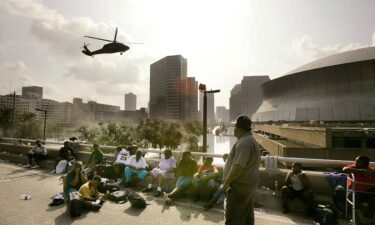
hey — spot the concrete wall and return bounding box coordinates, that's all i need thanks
[254,124,329,148]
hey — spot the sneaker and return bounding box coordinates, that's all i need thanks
[142,187,153,193]
[154,191,162,197]
[163,192,171,204]
[31,165,40,169]
[23,164,32,168]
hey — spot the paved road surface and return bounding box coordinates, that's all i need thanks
[0,162,315,225]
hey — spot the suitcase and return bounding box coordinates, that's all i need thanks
[67,191,82,217]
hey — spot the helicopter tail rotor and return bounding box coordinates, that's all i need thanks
[81,43,93,56]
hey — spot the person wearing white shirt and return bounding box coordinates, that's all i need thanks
[124,150,148,187]
[112,147,130,183]
[24,139,48,169]
[281,162,314,216]
[142,149,177,196]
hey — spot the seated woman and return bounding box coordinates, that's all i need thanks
[163,151,198,204]
[63,161,88,195]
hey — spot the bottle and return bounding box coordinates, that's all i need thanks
[273,181,279,196]
[274,180,279,191]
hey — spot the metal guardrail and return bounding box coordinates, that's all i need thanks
[1,137,374,167]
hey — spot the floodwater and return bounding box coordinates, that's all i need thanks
[198,134,237,164]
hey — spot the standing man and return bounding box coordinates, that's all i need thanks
[223,115,261,225]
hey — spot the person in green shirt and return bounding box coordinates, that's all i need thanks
[163,151,198,204]
[84,144,104,179]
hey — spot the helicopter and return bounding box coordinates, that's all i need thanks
[82,27,140,56]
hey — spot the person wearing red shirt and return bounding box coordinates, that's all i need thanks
[192,157,219,201]
[343,155,375,222]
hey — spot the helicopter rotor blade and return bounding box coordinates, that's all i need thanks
[114,27,118,43]
[124,42,143,44]
[84,36,113,42]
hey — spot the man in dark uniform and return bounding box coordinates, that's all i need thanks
[223,115,261,225]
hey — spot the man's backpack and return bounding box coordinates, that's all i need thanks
[314,204,337,225]
[108,190,129,204]
[67,191,81,217]
[127,192,148,208]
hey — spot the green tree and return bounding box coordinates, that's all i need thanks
[0,107,13,136]
[77,125,101,144]
[15,112,43,139]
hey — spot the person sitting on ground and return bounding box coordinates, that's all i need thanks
[63,161,88,195]
[112,146,130,184]
[343,155,375,222]
[24,139,48,169]
[203,153,229,209]
[78,175,109,211]
[142,149,177,197]
[52,141,76,173]
[84,144,104,179]
[123,150,148,187]
[59,141,76,161]
[163,151,198,204]
[281,162,315,216]
[192,157,219,201]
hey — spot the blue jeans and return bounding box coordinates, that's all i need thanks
[124,167,148,182]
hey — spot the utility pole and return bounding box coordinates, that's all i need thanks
[12,92,16,137]
[199,84,220,152]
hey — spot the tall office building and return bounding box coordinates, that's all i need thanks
[216,106,229,123]
[229,84,241,122]
[22,86,43,99]
[241,76,270,117]
[181,77,198,120]
[149,55,190,120]
[229,76,269,121]
[125,92,137,111]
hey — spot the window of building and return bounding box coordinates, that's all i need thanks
[332,137,362,148]
[367,138,375,148]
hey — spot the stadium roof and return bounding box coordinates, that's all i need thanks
[283,46,375,76]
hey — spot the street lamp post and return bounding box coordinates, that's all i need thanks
[35,108,47,141]
[199,84,220,152]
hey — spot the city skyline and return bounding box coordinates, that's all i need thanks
[1,0,375,109]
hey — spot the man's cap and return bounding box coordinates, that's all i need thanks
[234,115,252,130]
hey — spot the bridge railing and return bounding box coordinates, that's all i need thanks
[1,137,374,169]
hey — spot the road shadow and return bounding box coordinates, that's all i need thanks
[46,204,65,212]
[123,205,146,216]
[54,210,89,225]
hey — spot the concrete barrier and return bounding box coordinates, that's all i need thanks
[0,143,341,213]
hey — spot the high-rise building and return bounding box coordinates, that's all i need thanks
[216,106,229,123]
[181,77,198,120]
[241,76,270,117]
[150,55,193,120]
[229,76,269,122]
[125,92,137,111]
[22,86,43,99]
[229,84,241,122]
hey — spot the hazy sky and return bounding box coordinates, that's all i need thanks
[1,0,375,110]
